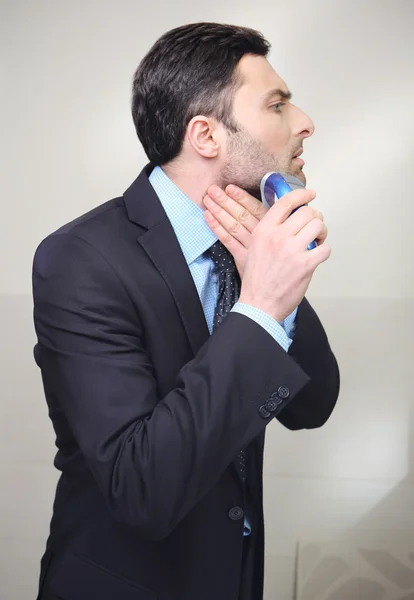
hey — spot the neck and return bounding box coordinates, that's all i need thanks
[162,158,220,209]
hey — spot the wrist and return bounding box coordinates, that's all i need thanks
[238,294,284,324]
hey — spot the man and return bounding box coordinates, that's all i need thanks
[33,22,339,600]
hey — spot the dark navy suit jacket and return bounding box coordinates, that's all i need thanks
[32,166,340,600]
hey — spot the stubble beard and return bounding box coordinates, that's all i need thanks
[219,128,306,200]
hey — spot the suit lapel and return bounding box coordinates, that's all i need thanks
[123,166,210,356]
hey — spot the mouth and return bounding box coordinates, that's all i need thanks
[292,148,304,167]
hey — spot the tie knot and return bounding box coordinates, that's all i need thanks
[206,241,236,274]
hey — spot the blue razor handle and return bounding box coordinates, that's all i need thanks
[260,172,317,250]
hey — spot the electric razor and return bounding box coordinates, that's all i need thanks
[260,172,317,251]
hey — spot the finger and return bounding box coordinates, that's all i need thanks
[282,205,322,236]
[203,194,252,248]
[316,223,328,244]
[207,185,259,233]
[204,210,246,261]
[261,189,316,230]
[225,184,267,222]
[295,218,325,248]
[313,208,324,222]
[306,242,332,267]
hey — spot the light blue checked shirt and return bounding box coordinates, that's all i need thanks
[149,166,298,536]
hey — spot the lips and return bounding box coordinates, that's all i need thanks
[293,157,305,167]
[292,148,305,167]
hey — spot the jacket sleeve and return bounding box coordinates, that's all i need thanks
[277,297,340,430]
[33,232,310,540]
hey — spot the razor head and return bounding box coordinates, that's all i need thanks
[260,172,305,209]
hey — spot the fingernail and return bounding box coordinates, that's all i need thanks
[209,185,220,198]
[226,184,239,197]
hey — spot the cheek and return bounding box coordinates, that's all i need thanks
[259,118,291,155]
[234,103,291,156]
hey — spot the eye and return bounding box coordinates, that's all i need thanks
[271,102,285,113]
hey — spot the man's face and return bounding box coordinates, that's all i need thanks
[220,54,315,196]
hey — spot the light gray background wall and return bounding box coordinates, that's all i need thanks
[1,1,413,599]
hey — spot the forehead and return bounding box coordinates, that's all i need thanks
[235,54,289,98]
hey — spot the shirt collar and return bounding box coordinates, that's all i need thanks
[149,166,218,265]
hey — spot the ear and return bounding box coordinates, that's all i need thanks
[186,115,221,158]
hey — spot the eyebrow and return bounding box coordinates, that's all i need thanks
[263,88,292,104]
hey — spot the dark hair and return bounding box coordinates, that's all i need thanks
[131,22,270,164]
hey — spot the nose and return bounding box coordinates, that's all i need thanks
[291,104,315,139]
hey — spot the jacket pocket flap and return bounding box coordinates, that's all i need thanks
[51,552,157,600]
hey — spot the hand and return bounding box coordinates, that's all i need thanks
[203,185,267,277]
[203,184,328,279]
[238,188,331,322]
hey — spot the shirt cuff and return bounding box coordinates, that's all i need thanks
[231,303,295,352]
[281,307,298,339]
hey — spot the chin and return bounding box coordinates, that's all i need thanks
[297,171,306,185]
[290,167,306,185]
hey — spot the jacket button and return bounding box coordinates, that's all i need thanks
[258,405,271,419]
[277,385,290,399]
[229,506,244,521]
[265,399,279,412]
